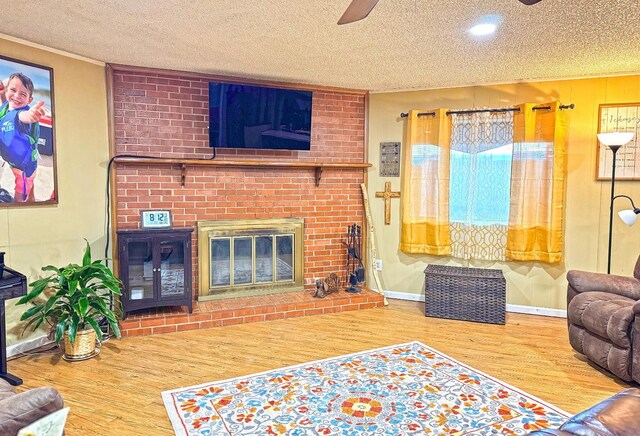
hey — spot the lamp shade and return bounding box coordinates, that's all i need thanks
[598,132,635,147]
[618,209,639,226]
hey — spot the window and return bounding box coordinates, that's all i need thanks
[400,104,566,263]
[449,144,512,226]
[446,112,514,260]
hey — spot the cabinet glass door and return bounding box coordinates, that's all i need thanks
[159,239,186,299]
[126,240,155,301]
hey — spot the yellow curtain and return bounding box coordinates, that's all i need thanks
[506,102,566,263]
[400,109,451,255]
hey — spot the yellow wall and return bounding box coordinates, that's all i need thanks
[2,37,637,347]
[0,38,109,347]
[368,76,640,310]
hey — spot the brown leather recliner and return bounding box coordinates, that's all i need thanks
[0,378,64,436]
[527,388,640,435]
[566,257,640,383]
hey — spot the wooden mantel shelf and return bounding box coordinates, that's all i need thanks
[112,156,372,187]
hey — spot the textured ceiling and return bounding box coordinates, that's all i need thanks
[1,0,639,91]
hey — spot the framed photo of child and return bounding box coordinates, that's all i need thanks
[0,55,57,206]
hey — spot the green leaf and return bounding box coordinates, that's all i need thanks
[19,304,44,321]
[54,288,69,297]
[41,265,60,274]
[103,310,117,323]
[102,281,122,296]
[21,316,44,335]
[16,279,50,305]
[67,280,78,295]
[89,298,108,312]
[54,314,69,343]
[82,239,92,266]
[86,317,103,340]
[108,318,121,339]
[78,296,89,317]
[33,317,45,331]
[37,297,60,322]
[68,313,79,343]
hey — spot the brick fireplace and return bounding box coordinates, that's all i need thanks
[110,65,383,335]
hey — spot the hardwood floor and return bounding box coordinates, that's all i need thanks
[9,299,628,435]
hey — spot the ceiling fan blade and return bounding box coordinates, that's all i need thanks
[517,0,543,4]
[338,0,380,25]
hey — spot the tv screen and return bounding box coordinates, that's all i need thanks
[209,82,312,150]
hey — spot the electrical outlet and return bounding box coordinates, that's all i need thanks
[375,259,383,271]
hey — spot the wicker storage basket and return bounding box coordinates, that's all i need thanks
[424,264,505,325]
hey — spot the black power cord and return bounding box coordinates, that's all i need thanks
[99,147,216,339]
[103,147,217,260]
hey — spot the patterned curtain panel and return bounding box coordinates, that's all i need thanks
[400,109,452,255]
[449,111,514,261]
[506,102,566,263]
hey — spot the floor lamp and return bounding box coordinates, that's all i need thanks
[617,195,640,226]
[598,132,635,274]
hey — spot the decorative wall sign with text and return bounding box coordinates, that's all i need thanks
[597,103,640,180]
[379,142,401,177]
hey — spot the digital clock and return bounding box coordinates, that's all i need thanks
[140,210,172,229]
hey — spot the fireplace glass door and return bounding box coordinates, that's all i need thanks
[233,237,253,285]
[255,236,273,283]
[209,234,294,290]
[276,235,293,281]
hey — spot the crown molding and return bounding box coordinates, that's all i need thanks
[0,33,105,66]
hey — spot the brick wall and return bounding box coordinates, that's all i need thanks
[111,67,367,296]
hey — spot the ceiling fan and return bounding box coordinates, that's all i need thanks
[338,0,543,25]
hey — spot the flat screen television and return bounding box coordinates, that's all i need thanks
[209,82,313,150]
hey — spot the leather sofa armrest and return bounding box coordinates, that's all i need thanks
[567,270,640,300]
[559,388,640,435]
[527,388,640,435]
[0,387,63,436]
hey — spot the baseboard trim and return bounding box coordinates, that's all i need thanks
[7,335,53,359]
[382,290,567,318]
[384,290,424,302]
[505,304,566,318]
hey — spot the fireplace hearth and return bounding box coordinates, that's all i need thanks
[198,218,304,300]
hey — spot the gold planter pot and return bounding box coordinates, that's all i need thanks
[63,329,98,361]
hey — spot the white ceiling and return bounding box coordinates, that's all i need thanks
[2,0,640,92]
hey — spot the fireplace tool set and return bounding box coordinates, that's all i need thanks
[344,224,365,293]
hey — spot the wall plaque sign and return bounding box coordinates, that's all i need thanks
[379,142,401,177]
[596,103,640,180]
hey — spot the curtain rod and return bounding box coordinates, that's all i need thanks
[399,103,575,118]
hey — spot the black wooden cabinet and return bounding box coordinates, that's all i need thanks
[117,228,193,318]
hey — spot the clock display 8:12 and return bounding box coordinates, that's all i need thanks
[141,210,172,229]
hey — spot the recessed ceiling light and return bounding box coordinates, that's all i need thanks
[469,23,497,36]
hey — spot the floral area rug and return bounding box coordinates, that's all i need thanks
[162,341,569,435]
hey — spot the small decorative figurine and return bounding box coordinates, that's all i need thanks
[312,273,341,298]
[313,278,326,298]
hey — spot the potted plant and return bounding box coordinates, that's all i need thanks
[17,240,122,360]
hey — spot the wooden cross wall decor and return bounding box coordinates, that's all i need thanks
[375,182,401,225]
